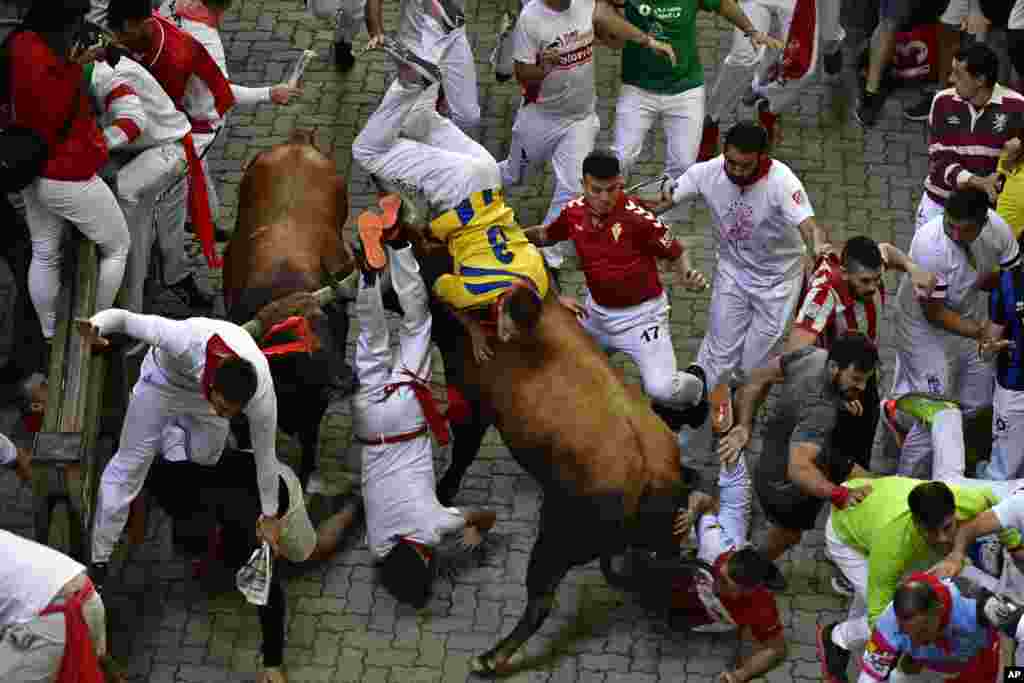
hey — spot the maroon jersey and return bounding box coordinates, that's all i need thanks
[793,253,885,347]
[546,193,684,308]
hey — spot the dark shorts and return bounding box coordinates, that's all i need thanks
[880,0,952,29]
[754,475,826,532]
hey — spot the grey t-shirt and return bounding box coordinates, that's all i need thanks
[755,347,851,503]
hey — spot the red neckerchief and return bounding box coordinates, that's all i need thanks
[40,579,103,683]
[137,12,235,116]
[260,316,317,358]
[905,572,954,653]
[175,0,223,28]
[201,334,239,400]
[380,368,451,446]
[748,157,774,185]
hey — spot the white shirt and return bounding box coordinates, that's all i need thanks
[89,310,281,517]
[362,436,465,558]
[173,15,271,134]
[0,530,84,626]
[892,210,1020,347]
[672,157,814,289]
[398,0,449,61]
[512,0,596,120]
[0,432,15,466]
[91,58,191,152]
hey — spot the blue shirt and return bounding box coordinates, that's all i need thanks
[990,268,1024,390]
[860,580,995,680]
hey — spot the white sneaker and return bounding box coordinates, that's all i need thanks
[831,575,854,597]
[306,470,326,496]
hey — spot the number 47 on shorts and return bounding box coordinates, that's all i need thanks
[640,325,659,343]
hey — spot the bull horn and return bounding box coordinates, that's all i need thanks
[240,269,359,338]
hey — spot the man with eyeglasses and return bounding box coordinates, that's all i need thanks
[887,188,1020,481]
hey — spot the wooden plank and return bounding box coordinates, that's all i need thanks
[61,239,99,433]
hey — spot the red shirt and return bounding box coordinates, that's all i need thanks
[133,13,234,119]
[546,193,684,308]
[793,253,885,347]
[669,551,784,643]
[7,32,108,181]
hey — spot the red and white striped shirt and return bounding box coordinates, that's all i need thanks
[90,58,191,153]
[926,84,1024,205]
[793,254,885,348]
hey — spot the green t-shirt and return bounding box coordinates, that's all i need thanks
[621,0,720,95]
[832,476,1021,626]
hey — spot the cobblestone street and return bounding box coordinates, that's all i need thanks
[0,0,940,680]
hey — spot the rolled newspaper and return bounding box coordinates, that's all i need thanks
[288,49,318,87]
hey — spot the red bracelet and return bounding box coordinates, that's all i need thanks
[830,486,850,508]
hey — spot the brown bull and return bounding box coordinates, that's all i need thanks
[223,129,355,484]
[388,217,690,675]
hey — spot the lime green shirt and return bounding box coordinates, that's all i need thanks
[832,476,1021,627]
[621,0,721,95]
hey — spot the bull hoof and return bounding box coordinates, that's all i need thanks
[470,648,522,677]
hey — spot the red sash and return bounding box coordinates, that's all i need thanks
[779,0,817,82]
[381,369,451,446]
[39,578,103,683]
[181,131,221,268]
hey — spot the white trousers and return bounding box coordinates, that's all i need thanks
[307,0,367,43]
[613,85,705,182]
[499,107,600,268]
[696,268,803,392]
[21,175,130,339]
[706,0,820,122]
[353,80,496,213]
[891,334,993,479]
[613,84,703,224]
[982,384,1024,480]
[106,142,190,313]
[415,27,481,136]
[695,456,753,564]
[92,355,230,563]
[581,292,702,409]
[351,245,434,438]
[916,193,945,231]
[0,575,106,683]
[825,514,870,651]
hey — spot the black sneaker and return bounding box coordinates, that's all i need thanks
[377,35,442,87]
[89,562,109,593]
[904,91,935,122]
[855,90,883,127]
[335,40,355,72]
[168,274,215,311]
[823,49,843,77]
[816,622,851,683]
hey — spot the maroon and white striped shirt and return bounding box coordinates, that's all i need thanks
[925,84,1024,205]
[793,254,884,348]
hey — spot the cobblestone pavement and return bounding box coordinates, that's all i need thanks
[0,1,940,681]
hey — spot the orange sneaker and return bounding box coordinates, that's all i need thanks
[357,210,386,270]
[378,193,401,231]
